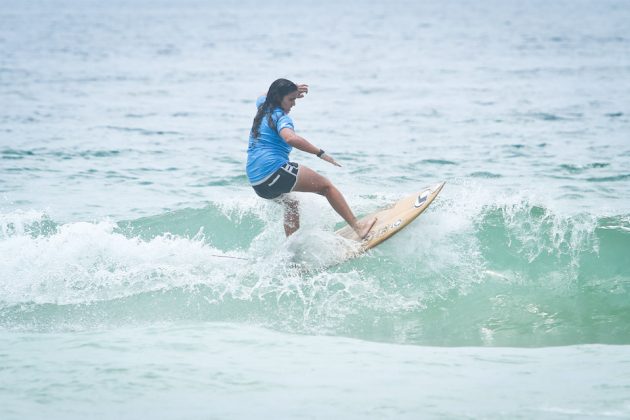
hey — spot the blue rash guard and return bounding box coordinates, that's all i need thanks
[246,95,295,184]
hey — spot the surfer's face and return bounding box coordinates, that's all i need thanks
[281,91,299,113]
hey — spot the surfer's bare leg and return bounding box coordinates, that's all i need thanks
[281,196,300,237]
[292,165,376,238]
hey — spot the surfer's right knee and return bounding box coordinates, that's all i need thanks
[316,178,334,196]
[317,184,330,196]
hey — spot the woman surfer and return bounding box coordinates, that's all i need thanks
[246,78,376,238]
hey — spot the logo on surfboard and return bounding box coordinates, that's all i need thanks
[362,218,403,242]
[414,189,430,208]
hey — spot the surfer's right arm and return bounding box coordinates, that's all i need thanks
[279,128,341,167]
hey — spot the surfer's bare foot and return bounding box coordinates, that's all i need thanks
[354,217,377,239]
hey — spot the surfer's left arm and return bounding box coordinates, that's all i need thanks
[279,128,341,167]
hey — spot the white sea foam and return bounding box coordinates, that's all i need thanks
[0,217,247,305]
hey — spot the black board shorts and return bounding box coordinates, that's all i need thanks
[251,162,299,199]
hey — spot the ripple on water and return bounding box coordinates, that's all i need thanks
[101,126,182,136]
[587,174,630,183]
[470,171,502,178]
[559,162,610,173]
[1,149,35,160]
[421,159,457,165]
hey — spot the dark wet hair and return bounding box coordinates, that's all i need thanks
[250,78,298,139]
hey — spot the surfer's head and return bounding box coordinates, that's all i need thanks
[251,79,298,139]
[266,78,299,113]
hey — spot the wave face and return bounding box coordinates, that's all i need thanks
[2,195,628,347]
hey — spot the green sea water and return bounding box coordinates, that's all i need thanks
[2,202,629,348]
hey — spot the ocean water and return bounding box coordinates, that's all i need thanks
[1,0,630,418]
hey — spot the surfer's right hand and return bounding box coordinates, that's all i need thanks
[296,84,309,98]
[320,153,342,167]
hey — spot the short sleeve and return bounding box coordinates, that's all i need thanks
[255,95,266,108]
[275,113,294,132]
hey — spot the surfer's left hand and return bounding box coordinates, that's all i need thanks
[320,153,342,167]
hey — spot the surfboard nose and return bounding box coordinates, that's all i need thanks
[415,182,445,208]
[432,181,446,192]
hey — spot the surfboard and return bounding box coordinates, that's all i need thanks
[336,181,445,252]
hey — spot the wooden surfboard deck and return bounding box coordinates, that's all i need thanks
[336,181,446,252]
